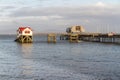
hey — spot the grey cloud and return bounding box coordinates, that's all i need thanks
[10,6,120,17]
[4,5,120,33]
[0,5,16,10]
[0,6,17,17]
[9,6,120,24]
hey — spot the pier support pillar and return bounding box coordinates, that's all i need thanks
[60,34,69,40]
[69,34,79,42]
[15,35,33,43]
[47,33,56,43]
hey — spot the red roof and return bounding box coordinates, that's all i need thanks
[18,27,32,31]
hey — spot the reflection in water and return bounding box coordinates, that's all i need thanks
[21,43,33,58]
[21,60,33,76]
[19,43,34,76]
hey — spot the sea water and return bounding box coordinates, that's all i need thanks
[0,35,120,80]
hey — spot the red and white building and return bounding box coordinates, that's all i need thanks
[17,27,33,38]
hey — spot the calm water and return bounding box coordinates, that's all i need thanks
[0,35,120,80]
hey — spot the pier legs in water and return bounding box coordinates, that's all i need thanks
[60,34,79,43]
[47,33,79,43]
[47,33,56,43]
[69,34,79,43]
[14,33,119,43]
[15,35,33,43]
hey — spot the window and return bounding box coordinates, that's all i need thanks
[76,26,80,31]
[19,31,22,34]
[25,31,30,34]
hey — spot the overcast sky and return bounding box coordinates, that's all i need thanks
[0,0,120,34]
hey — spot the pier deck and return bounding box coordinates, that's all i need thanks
[33,32,120,43]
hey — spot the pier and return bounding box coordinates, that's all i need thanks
[33,32,120,44]
[15,26,120,44]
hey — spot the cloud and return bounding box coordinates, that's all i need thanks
[9,5,120,22]
[0,3,120,33]
[95,2,106,7]
[0,5,18,17]
[0,5,15,9]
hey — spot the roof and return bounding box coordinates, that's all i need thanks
[18,27,32,31]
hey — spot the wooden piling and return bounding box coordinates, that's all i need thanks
[69,34,79,42]
[15,35,33,43]
[60,34,69,40]
[47,33,56,43]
